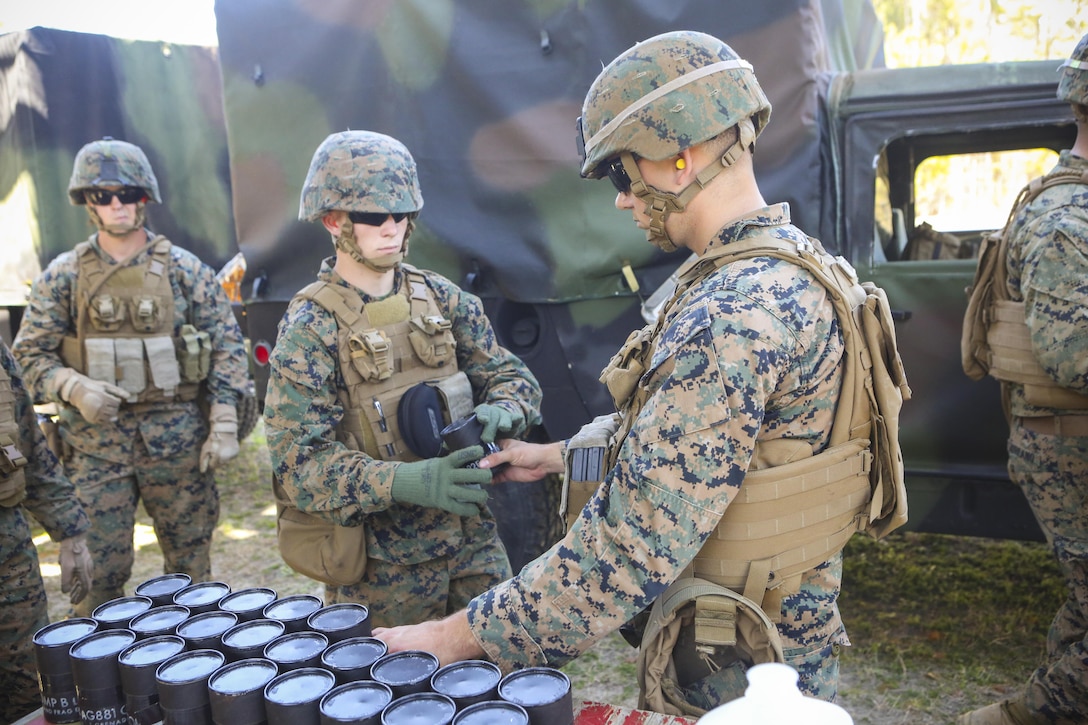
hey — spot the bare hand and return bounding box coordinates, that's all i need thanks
[478,440,564,483]
[373,611,483,666]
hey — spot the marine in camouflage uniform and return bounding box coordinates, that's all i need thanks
[959,34,1088,725]
[376,31,856,706]
[264,131,542,628]
[0,338,92,723]
[12,138,249,617]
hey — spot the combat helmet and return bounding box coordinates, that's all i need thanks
[1057,32,1088,107]
[577,31,771,251]
[299,130,423,222]
[299,130,424,272]
[68,137,161,205]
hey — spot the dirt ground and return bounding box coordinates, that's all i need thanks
[32,422,1063,724]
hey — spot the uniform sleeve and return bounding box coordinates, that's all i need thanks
[263,302,397,524]
[430,275,543,437]
[12,256,78,404]
[1022,211,1088,394]
[175,250,250,407]
[2,342,88,541]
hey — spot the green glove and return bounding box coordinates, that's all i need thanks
[474,403,522,443]
[391,446,492,516]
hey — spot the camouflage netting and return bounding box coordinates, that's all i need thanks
[0,28,237,308]
[215,0,885,438]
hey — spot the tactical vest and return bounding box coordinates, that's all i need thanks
[566,234,910,617]
[59,237,208,404]
[0,360,29,507]
[961,168,1088,412]
[297,266,473,462]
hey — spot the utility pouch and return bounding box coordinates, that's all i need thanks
[348,330,394,382]
[274,479,367,587]
[408,315,455,367]
[176,325,212,383]
[88,294,126,332]
[130,295,164,333]
[600,326,653,409]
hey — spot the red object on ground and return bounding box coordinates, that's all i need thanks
[575,700,700,724]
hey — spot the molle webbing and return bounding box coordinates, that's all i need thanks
[63,237,200,404]
[964,168,1088,411]
[0,362,28,507]
[299,268,461,462]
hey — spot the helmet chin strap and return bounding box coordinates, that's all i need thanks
[335,217,415,273]
[86,202,147,236]
[622,119,755,252]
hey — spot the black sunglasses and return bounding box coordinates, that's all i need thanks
[347,211,409,226]
[604,157,633,194]
[84,187,147,206]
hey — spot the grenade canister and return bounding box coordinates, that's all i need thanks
[32,617,99,723]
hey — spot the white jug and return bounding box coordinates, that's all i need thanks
[696,663,853,724]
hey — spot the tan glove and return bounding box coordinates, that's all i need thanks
[59,535,93,605]
[52,368,129,424]
[199,403,240,473]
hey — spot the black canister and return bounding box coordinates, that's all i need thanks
[118,634,186,725]
[207,657,279,725]
[370,649,439,698]
[32,617,99,724]
[320,636,387,684]
[452,700,530,725]
[172,581,232,615]
[262,594,323,634]
[263,667,337,725]
[128,605,191,639]
[135,573,193,607]
[176,610,239,652]
[439,413,505,472]
[307,603,371,644]
[431,660,502,710]
[156,648,226,725]
[221,619,286,662]
[218,587,278,623]
[92,595,154,630]
[263,630,328,673]
[497,667,573,725]
[380,692,457,725]
[68,628,137,725]
[319,681,393,725]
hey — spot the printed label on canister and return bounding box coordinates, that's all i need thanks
[69,629,137,725]
[33,618,99,723]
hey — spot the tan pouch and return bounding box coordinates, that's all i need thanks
[275,498,368,587]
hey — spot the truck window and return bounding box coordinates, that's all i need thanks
[887,148,1058,262]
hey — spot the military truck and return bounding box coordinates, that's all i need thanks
[2,1,1074,544]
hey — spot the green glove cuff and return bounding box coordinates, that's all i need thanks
[474,403,523,443]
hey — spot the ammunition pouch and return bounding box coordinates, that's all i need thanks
[176,324,212,384]
[273,478,367,586]
[0,369,28,507]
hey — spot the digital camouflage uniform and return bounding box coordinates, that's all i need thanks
[1000,147,1088,723]
[13,236,248,616]
[0,339,90,723]
[265,259,543,627]
[469,204,848,696]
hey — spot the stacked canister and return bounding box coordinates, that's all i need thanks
[32,573,575,725]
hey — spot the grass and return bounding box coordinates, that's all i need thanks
[31,422,1067,723]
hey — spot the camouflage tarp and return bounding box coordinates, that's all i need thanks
[0,27,236,309]
[215,0,884,438]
